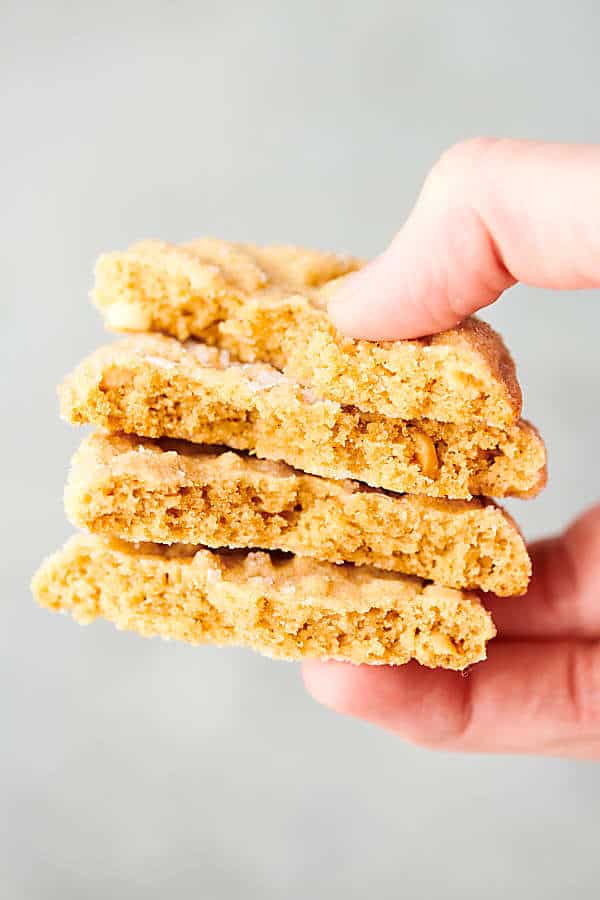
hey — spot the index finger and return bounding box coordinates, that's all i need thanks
[302,639,600,758]
[329,138,600,340]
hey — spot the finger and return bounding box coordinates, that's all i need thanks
[487,502,600,639]
[329,138,600,339]
[302,639,600,758]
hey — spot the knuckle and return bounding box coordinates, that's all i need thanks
[425,137,502,197]
[435,136,500,171]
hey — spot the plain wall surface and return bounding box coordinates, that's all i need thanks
[2,2,599,897]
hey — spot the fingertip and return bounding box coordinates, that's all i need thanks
[326,246,459,341]
[326,294,360,337]
[326,263,386,339]
[301,659,363,713]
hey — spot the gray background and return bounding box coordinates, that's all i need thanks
[2,1,599,897]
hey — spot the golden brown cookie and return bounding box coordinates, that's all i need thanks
[93,238,522,426]
[32,534,496,669]
[59,334,546,500]
[66,432,532,595]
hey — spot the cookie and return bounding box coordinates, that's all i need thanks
[93,239,522,426]
[60,334,546,500]
[32,534,496,669]
[66,433,532,595]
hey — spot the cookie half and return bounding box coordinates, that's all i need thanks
[32,534,496,669]
[93,238,522,426]
[66,432,532,595]
[59,334,546,500]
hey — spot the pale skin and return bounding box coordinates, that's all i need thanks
[303,138,600,760]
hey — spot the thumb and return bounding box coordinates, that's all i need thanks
[328,138,600,339]
[328,139,514,339]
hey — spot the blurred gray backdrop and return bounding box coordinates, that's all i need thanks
[2,1,599,897]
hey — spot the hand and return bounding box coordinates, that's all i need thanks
[303,138,600,759]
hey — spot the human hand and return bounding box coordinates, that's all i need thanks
[303,138,600,759]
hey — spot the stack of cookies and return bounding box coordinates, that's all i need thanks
[32,240,546,670]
